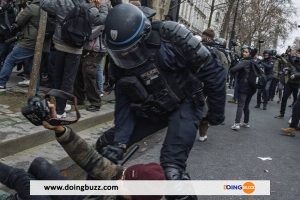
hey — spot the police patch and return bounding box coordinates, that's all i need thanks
[110,30,118,41]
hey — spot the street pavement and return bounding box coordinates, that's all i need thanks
[1,72,299,200]
[126,91,300,200]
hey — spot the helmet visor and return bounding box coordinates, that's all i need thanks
[106,38,150,69]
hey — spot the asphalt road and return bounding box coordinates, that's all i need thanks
[126,92,300,200]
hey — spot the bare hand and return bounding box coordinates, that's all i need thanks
[42,102,65,133]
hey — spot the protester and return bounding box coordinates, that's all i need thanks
[275,50,300,119]
[40,0,109,118]
[230,46,257,130]
[0,0,51,92]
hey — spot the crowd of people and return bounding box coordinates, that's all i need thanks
[0,0,299,200]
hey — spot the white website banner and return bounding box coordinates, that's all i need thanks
[30,180,270,196]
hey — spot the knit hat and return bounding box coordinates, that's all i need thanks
[124,163,165,180]
[202,28,215,39]
[124,163,165,200]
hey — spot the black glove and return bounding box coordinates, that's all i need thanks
[100,143,126,164]
[204,114,225,126]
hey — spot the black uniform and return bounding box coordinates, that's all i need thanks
[96,5,226,198]
[278,56,300,117]
[256,54,274,109]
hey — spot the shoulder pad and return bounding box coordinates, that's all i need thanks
[159,21,191,45]
[159,21,211,71]
[139,6,156,19]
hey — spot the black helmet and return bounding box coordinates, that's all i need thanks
[263,49,272,59]
[103,3,152,69]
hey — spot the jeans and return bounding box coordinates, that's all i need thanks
[0,45,34,86]
[235,89,256,123]
[52,50,81,114]
[96,56,105,94]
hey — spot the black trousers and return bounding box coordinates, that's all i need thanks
[290,90,300,128]
[256,78,272,107]
[99,100,202,171]
[235,89,256,123]
[74,51,104,106]
[280,82,299,116]
[269,78,279,100]
[52,50,81,114]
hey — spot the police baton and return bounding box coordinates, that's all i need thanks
[117,144,139,166]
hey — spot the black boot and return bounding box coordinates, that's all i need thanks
[163,164,197,200]
[95,128,115,154]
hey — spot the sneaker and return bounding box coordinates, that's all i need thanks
[198,135,208,142]
[240,122,250,128]
[65,104,72,112]
[17,79,30,87]
[56,112,66,119]
[100,93,104,97]
[275,114,284,119]
[0,85,6,92]
[288,117,292,124]
[254,105,260,108]
[231,123,240,130]
[281,128,296,137]
[227,99,237,104]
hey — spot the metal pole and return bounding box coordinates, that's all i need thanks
[229,0,240,50]
[27,9,47,98]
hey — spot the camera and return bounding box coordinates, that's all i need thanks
[22,89,80,126]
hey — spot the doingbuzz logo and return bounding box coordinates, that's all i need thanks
[224,182,255,194]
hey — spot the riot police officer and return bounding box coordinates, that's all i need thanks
[96,4,226,199]
[255,49,274,110]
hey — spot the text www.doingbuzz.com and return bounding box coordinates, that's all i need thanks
[44,184,119,192]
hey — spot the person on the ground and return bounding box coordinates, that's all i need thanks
[0,102,165,200]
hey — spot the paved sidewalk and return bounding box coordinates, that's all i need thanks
[0,71,115,158]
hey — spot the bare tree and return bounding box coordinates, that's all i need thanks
[219,0,235,39]
[234,0,297,50]
[293,37,300,50]
[205,0,228,28]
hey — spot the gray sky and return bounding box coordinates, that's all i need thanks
[277,0,300,53]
